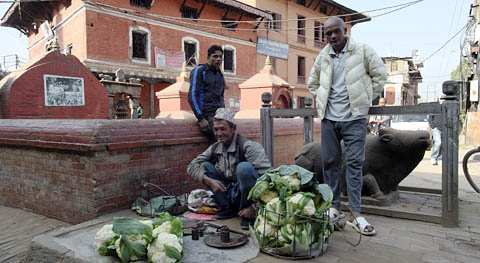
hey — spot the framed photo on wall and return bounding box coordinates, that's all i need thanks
[44,74,85,106]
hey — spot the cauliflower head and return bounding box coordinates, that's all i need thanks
[139,219,154,229]
[283,174,301,191]
[148,233,183,263]
[114,234,147,262]
[288,193,316,216]
[260,189,278,204]
[94,224,117,249]
[255,216,276,236]
[152,221,172,238]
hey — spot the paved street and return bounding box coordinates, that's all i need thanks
[1,148,479,263]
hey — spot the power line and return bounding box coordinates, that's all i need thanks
[85,0,423,31]
[421,23,468,64]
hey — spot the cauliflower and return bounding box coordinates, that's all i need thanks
[260,189,278,204]
[94,224,117,249]
[255,216,275,236]
[139,219,154,229]
[152,221,171,238]
[148,233,183,263]
[283,174,301,191]
[115,234,147,262]
[287,193,316,216]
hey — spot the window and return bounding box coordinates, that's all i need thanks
[297,56,305,83]
[130,26,150,64]
[297,15,305,43]
[314,21,321,47]
[130,0,152,9]
[268,12,282,30]
[222,45,236,74]
[321,23,325,42]
[132,31,147,59]
[297,96,306,109]
[181,6,198,19]
[182,37,199,67]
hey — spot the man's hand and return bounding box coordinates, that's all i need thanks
[203,175,226,193]
[198,119,209,132]
[238,205,255,219]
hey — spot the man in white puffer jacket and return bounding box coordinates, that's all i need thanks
[308,17,387,236]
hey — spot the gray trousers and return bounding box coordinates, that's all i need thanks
[321,118,366,212]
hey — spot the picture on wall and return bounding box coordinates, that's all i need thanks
[44,74,85,106]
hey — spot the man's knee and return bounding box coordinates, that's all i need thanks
[204,162,217,178]
[237,162,254,176]
[236,162,257,186]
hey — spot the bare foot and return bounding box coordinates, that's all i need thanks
[238,205,255,219]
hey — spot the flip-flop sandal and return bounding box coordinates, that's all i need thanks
[346,216,376,236]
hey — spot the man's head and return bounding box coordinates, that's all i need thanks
[379,97,386,107]
[207,45,223,70]
[213,108,236,145]
[324,17,347,52]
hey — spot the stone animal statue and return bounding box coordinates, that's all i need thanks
[295,128,431,200]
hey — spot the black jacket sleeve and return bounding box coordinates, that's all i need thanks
[188,65,206,121]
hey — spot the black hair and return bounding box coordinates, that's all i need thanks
[207,45,223,58]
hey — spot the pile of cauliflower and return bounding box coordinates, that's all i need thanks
[248,165,334,251]
[94,212,183,263]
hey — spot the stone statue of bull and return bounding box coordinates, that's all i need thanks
[295,128,430,201]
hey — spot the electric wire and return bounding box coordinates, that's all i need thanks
[84,0,423,32]
[421,23,469,64]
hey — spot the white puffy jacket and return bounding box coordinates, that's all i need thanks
[308,36,387,120]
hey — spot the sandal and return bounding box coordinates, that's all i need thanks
[346,216,376,236]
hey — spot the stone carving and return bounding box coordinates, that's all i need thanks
[295,128,430,204]
[100,68,143,119]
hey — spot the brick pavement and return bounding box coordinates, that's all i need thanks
[1,149,479,263]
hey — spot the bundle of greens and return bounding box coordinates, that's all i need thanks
[248,165,334,252]
[94,212,183,263]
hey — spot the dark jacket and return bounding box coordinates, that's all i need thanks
[187,63,226,121]
[428,114,442,131]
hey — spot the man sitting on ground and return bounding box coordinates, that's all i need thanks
[187,108,272,229]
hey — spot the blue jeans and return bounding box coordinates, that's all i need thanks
[431,127,442,161]
[321,118,366,213]
[204,162,259,211]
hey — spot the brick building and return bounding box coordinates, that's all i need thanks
[237,0,369,108]
[1,0,271,118]
[1,0,370,116]
[383,52,423,106]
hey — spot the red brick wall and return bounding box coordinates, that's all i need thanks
[0,52,109,119]
[0,118,321,223]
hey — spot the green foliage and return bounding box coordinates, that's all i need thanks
[451,59,471,81]
[112,217,152,236]
[164,244,183,260]
[153,212,183,238]
[251,165,334,252]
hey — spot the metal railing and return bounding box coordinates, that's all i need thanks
[260,81,459,227]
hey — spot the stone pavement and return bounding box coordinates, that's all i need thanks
[1,148,480,263]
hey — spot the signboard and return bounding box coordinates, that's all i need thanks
[44,74,85,106]
[257,37,289,59]
[471,80,478,102]
[155,47,184,70]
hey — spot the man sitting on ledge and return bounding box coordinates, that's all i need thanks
[187,108,272,229]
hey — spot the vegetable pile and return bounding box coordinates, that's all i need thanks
[248,165,334,252]
[94,212,183,263]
